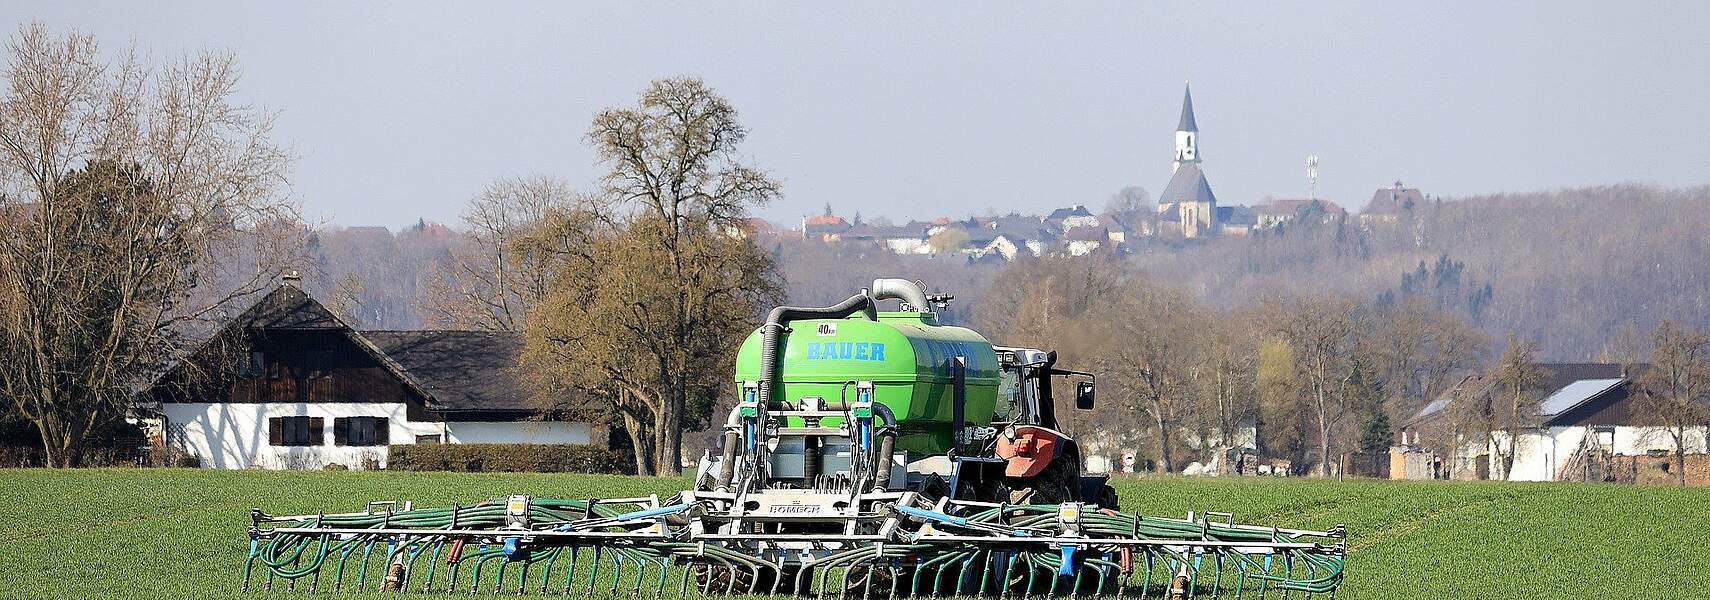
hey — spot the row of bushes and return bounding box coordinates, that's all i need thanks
[388,443,634,475]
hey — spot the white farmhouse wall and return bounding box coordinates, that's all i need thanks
[885,238,928,255]
[445,421,593,445]
[1065,240,1101,256]
[163,403,600,469]
[1062,215,1100,229]
[1486,425,1710,482]
[161,402,441,470]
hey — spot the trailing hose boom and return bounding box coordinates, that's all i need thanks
[245,278,1345,598]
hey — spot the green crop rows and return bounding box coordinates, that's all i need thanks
[0,469,1704,599]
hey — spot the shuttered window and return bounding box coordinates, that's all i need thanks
[268,416,323,446]
[332,416,389,447]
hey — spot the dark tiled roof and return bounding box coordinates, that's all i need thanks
[233,284,344,330]
[200,284,570,415]
[1408,363,1643,426]
[1363,184,1425,215]
[361,330,550,413]
[1046,205,1093,221]
[991,222,1056,243]
[1215,206,1256,226]
[1160,163,1218,204]
[1063,226,1107,241]
[842,224,883,239]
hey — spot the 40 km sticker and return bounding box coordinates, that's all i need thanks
[816,323,837,336]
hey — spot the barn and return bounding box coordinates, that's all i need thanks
[136,279,598,469]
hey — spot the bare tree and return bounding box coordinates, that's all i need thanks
[419,175,572,330]
[1488,334,1544,480]
[1634,321,1710,486]
[1195,319,1258,461]
[1103,186,1151,218]
[523,78,782,475]
[0,25,297,466]
[325,272,366,328]
[1269,296,1358,477]
[1101,279,1202,473]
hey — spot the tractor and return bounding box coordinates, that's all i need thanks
[244,279,1345,598]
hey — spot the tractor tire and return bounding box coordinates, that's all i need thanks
[1093,484,1120,510]
[1007,451,1080,505]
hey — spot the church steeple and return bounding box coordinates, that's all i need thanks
[1173,82,1200,172]
[1177,83,1198,132]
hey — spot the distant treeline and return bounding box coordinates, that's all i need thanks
[309,183,1708,362]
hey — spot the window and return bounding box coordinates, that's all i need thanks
[414,434,442,445]
[239,351,266,379]
[268,416,323,447]
[333,416,390,447]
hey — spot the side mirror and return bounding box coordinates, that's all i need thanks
[1075,381,1095,410]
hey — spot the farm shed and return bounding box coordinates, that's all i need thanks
[1392,363,1710,484]
[136,280,598,469]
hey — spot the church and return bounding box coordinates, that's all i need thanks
[1156,83,1224,238]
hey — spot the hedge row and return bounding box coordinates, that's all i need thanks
[388,443,634,475]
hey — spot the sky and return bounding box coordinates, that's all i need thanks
[4,1,1708,229]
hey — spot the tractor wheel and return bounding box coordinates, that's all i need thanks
[1093,484,1120,510]
[1007,452,1080,505]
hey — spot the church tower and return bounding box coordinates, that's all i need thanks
[1173,83,1199,173]
[1158,81,1219,238]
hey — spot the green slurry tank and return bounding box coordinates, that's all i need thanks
[734,308,998,455]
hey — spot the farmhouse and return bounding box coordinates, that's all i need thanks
[1391,363,1710,483]
[136,278,598,469]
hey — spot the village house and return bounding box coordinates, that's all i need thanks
[135,277,599,470]
[1252,198,1347,230]
[801,213,852,241]
[1045,205,1100,230]
[1391,363,1710,484]
[1360,181,1426,224]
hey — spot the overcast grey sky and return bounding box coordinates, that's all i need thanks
[5,2,1708,229]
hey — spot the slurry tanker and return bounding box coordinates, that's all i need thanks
[245,278,1345,598]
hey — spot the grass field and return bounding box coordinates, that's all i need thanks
[0,469,1704,599]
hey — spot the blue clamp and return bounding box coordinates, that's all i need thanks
[1058,545,1078,577]
[501,536,527,560]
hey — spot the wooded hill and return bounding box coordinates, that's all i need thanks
[303,183,1708,362]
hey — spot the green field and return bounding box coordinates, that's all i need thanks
[0,469,1704,599]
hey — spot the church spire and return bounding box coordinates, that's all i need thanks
[1173,81,1200,171]
[1177,82,1198,132]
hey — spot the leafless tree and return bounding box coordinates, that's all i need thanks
[1634,321,1710,486]
[1100,279,1202,473]
[1268,296,1359,477]
[0,25,298,466]
[1103,186,1151,219]
[1488,334,1544,480]
[419,175,572,330]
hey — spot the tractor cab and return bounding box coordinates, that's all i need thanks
[992,346,1096,431]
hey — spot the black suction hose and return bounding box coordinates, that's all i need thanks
[713,430,740,490]
[759,293,877,409]
[714,293,877,491]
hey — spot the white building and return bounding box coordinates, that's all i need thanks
[139,282,598,469]
[1394,363,1709,482]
